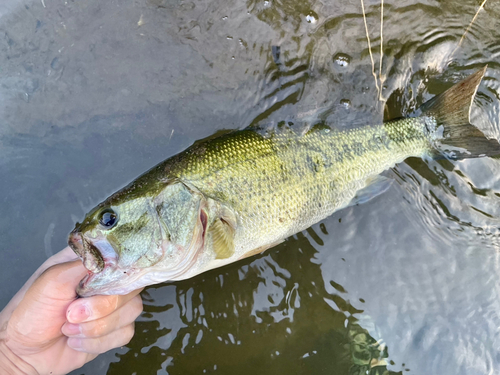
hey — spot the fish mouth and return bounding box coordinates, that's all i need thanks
[68,231,105,274]
[68,233,126,297]
[68,230,168,297]
[75,238,205,297]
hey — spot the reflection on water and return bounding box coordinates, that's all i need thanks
[108,232,399,375]
[1,0,500,374]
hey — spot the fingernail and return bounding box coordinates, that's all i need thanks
[67,338,84,351]
[68,303,91,323]
[63,323,82,336]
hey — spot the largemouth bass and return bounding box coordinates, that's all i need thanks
[69,67,500,296]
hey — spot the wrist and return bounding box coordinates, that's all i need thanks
[0,340,37,375]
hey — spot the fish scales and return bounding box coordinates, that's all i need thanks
[168,118,431,258]
[69,67,500,296]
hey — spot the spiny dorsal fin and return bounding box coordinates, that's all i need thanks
[209,217,235,259]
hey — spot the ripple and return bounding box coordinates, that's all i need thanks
[3,0,500,374]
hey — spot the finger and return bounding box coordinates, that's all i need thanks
[66,287,143,324]
[18,248,81,304]
[41,246,80,272]
[7,261,88,344]
[34,260,87,300]
[1,257,85,325]
[62,294,142,338]
[67,323,135,354]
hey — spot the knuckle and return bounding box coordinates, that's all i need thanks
[92,324,136,353]
[99,295,119,315]
[130,296,144,318]
[80,317,112,338]
[90,319,109,337]
[77,337,107,354]
[95,336,109,353]
[37,267,61,290]
[123,323,135,344]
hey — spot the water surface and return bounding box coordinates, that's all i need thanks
[1,0,500,374]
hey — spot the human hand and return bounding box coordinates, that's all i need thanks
[0,247,143,375]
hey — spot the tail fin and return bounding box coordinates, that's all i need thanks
[417,66,500,159]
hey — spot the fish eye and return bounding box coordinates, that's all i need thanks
[99,208,118,229]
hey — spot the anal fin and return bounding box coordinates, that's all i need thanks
[348,175,392,207]
[238,240,284,260]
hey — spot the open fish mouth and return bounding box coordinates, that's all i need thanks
[68,231,156,296]
[68,231,128,296]
[69,236,136,296]
[70,235,206,297]
[68,231,106,273]
[68,231,170,296]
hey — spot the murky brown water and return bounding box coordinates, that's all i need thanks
[2,0,500,374]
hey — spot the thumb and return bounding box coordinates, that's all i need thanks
[28,260,88,302]
[7,261,87,349]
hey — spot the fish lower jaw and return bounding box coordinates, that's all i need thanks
[76,265,137,297]
[76,272,100,297]
[76,241,203,296]
[76,263,190,296]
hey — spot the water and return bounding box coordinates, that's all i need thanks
[1,0,500,374]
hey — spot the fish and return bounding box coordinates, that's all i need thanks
[68,67,500,297]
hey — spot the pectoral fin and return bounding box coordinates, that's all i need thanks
[210,217,235,259]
